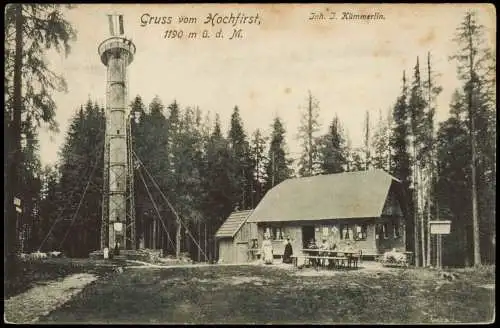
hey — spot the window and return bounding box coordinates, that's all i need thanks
[353,224,368,240]
[393,222,400,238]
[264,226,284,241]
[340,224,352,240]
[273,227,284,240]
[383,223,389,239]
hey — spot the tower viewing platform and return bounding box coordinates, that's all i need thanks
[98,36,136,66]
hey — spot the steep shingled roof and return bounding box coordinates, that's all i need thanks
[246,169,401,223]
[215,210,253,238]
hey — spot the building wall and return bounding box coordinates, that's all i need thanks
[218,222,258,264]
[257,220,379,256]
[374,215,406,252]
[377,188,407,252]
[256,217,407,257]
[218,238,233,263]
[235,222,257,243]
[312,219,377,254]
[256,224,302,256]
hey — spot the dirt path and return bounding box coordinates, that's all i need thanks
[4,273,98,324]
[125,260,263,269]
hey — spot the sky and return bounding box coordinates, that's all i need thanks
[37,3,496,167]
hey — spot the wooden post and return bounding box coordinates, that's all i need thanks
[204,223,207,262]
[427,219,431,267]
[150,221,153,249]
[152,219,157,250]
[176,218,181,259]
[159,223,163,255]
[198,221,201,262]
[437,234,442,269]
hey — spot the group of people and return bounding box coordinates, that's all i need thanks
[259,234,294,265]
[305,238,337,266]
[256,235,355,266]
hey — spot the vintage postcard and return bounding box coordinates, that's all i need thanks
[4,3,495,324]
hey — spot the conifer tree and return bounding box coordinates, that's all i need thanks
[250,129,268,207]
[228,106,254,209]
[363,110,371,170]
[317,115,347,174]
[56,100,105,256]
[408,57,428,267]
[4,3,76,281]
[202,115,239,260]
[389,70,415,264]
[449,11,496,266]
[38,165,60,251]
[371,108,392,171]
[297,91,321,177]
[264,117,294,193]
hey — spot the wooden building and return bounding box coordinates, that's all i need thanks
[215,170,410,263]
[215,210,256,263]
[248,169,411,260]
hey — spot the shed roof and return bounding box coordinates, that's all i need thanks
[247,169,401,223]
[215,210,253,238]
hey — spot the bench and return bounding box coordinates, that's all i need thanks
[291,255,359,270]
[247,249,285,261]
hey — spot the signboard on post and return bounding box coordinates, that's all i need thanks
[429,220,451,269]
[429,221,451,235]
[114,222,123,233]
[13,197,21,206]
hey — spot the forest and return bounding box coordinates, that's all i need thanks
[5,5,495,276]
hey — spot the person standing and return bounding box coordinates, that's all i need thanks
[114,240,120,256]
[319,238,330,267]
[282,237,293,264]
[262,234,274,265]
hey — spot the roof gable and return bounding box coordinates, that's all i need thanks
[215,210,253,238]
[381,185,404,216]
[247,169,400,223]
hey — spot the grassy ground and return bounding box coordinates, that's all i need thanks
[38,264,495,324]
[4,258,133,299]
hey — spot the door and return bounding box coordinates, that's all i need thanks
[302,226,315,248]
[219,239,231,263]
[236,242,248,263]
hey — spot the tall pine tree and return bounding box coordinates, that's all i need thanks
[264,117,293,193]
[4,3,76,282]
[297,91,321,177]
[228,106,254,210]
[56,100,105,257]
[317,115,347,174]
[449,11,496,266]
[202,115,239,260]
[371,108,392,171]
[408,57,428,267]
[389,71,415,263]
[250,129,268,207]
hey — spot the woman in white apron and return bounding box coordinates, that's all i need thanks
[261,234,274,265]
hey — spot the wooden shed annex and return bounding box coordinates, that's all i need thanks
[215,210,257,264]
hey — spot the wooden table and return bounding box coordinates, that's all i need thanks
[294,249,361,269]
